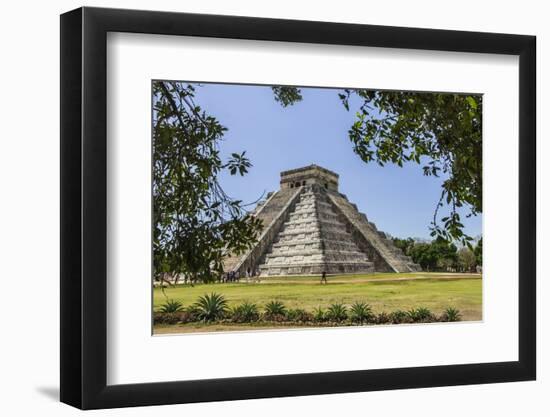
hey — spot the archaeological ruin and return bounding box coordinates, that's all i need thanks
[223,164,421,277]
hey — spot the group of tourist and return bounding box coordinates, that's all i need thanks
[222,267,259,283]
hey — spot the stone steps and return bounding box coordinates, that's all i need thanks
[271,238,360,251]
[288,210,339,219]
[292,201,332,210]
[257,185,374,276]
[266,248,370,260]
[275,227,350,237]
[223,188,300,273]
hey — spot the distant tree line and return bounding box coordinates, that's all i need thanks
[393,237,482,272]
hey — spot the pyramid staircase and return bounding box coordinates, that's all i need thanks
[258,186,374,276]
[222,187,302,275]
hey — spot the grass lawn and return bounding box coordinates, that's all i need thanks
[153,272,482,333]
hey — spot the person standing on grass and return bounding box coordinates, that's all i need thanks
[321,270,327,284]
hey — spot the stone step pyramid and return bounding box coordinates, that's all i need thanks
[224,165,421,277]
[259,186,374,276]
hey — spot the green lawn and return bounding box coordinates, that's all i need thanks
[153,272,482,333]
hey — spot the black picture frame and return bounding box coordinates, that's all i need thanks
[60,6,536,410]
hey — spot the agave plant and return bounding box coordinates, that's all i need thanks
[184,305,201,322]
[313,307,327,323]
[286,308,312,323]
[326,303,348,322]
[231,302,260,323]
[264,300,287,318]
[442,307,461,322]
[389,310,410,324]
[408,307,434,323]
[376,312,391,324]
[158,299,184,313]
[349,301,374,324]
[194,293,228,322]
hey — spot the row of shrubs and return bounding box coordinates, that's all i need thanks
[154,293,462,326]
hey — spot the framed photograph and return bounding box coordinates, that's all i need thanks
[60,6,536,409]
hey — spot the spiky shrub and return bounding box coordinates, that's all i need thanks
[231,302,260,323]
[326,303,348,323]
[389,310,411,324]
[407,307,435,323]
[193,293,228,322]
[285,309,298,322]
[313,307,327,323]
[181,305,201,322]
[376,312,391,324]
[441,307,461,322]
[158,299,184,313]
[286,309,313,323]
[349,302,374,324]
[264,301,287,321]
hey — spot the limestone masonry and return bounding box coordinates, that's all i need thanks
[223,165,421,276]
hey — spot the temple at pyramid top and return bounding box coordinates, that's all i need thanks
[280,164,339,192]
[223,165,421,277]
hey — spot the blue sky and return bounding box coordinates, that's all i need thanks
[187,82,481,240]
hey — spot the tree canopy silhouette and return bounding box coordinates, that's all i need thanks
[274,86,482,245]
[153,81,262,283]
